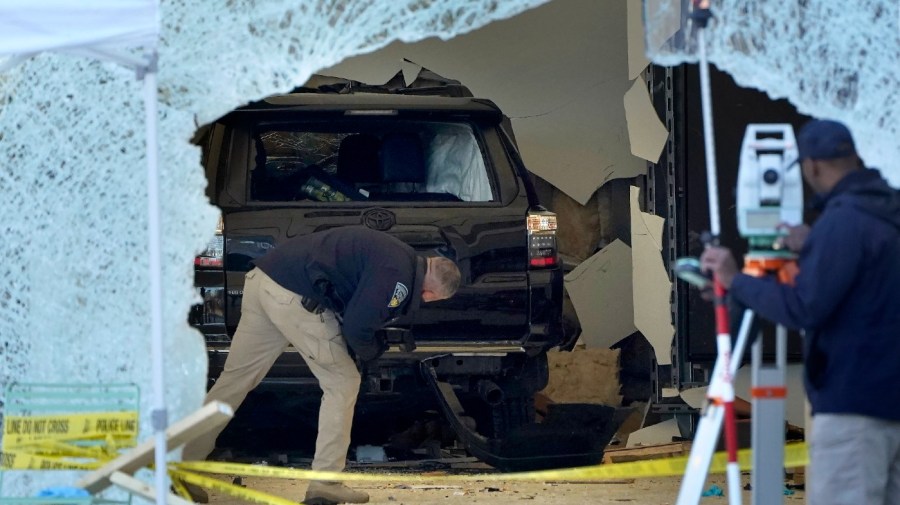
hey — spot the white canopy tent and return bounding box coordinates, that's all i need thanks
[0,2,170,504]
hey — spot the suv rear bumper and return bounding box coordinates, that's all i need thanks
[207,343,531,387]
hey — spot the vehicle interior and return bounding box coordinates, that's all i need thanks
[249,121,495,203]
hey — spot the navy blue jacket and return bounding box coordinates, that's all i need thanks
[731,169,900,420]
[253,226,424,361]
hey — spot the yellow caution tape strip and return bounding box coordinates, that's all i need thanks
[1,440,134,470]
[1,412,138,470]
[13,434,132,456]
[0,451,102,470]
[2,412,138,447]
[170,472,193,499]
[168,443,809,505]
[170,468,300,505]
[171,442,808,484]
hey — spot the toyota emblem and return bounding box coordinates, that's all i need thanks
[361,208,396,231]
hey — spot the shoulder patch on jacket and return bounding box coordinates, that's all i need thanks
[388,282,409,308]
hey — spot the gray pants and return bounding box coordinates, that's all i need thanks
[182,268,361,472]
[808,413,900,505]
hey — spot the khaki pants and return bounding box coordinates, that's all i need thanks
[183,268,361,472]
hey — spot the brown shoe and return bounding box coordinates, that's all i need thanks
[303,481,369,505]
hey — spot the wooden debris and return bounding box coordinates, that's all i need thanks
[602,441,692,464]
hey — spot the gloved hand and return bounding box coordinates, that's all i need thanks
[354,339,388,375]
[355,338,389,363]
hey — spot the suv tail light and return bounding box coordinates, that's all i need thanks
[195,215,224,269]
[527,210,558,268]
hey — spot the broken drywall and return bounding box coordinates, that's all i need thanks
[624,79,669,163]
[626,0,651,80]
[630,186,675,365]
[563,189,676,368]
[626,417,680,448]
[564,240,638,350]
[624,0,669,164]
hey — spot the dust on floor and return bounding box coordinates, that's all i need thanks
[202,472,805,504]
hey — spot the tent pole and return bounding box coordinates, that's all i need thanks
[141,51,168,505]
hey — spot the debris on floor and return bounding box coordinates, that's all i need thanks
[355,445,388,463]
[602,441,692,464]
[702,484,724,497]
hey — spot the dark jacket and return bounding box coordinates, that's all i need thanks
[730,169,900,420]
[253,226,425,361]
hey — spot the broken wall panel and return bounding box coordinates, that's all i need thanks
[560,183,675,368]
[626,0,651,80]
[630,186,675,366]
[626,417,680,448]
[624,79,669,163]
[564,239,638,350]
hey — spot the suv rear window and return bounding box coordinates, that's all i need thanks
[249,121,494,203]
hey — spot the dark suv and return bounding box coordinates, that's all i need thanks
[190,72,581,469]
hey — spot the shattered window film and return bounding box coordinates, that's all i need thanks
[644,0,900,186]
[0,0,549,496]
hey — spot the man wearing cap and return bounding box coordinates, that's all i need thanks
[701,119,900,504]
[181,226,461,505]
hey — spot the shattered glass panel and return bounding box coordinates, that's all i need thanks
[0,0,549,496]
[259,130,344,174]
[644,0,900,186]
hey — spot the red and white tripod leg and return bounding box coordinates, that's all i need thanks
[712,279,742,505]
[717,334,742,505]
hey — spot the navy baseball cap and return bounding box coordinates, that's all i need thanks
[797,119,857,160]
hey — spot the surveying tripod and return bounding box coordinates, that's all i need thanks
[675,254,797,505]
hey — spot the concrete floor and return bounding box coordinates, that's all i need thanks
[199,473,806,504]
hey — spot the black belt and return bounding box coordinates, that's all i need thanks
[300,296,325,315]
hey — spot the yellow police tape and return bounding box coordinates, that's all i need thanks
[0,409,807,502]
[1,412,138,470]
[0,451,102,471]
[2,412,138,446]
[170,442,808,486]
[170,468,302,505]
